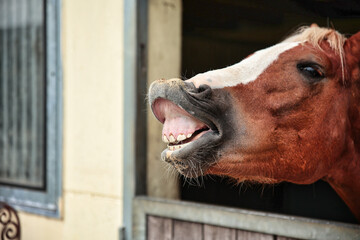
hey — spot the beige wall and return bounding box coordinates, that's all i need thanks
[147,0,182,199]
[19,0,124,239]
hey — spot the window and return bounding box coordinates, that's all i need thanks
[0,0,61,217]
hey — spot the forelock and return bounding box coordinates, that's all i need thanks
[283,26,347,82]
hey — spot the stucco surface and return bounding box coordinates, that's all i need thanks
[19,0,124,239]
[147,0,181,199]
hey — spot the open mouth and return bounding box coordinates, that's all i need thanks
[165,127,210,151]
[152,98,214,153]
[148,79,230,177]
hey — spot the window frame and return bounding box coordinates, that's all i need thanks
[0,0,62,218]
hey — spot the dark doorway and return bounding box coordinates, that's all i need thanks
[180,0,360,224]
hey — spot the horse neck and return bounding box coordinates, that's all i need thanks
[325,134,360,221]
[327,32,360,221]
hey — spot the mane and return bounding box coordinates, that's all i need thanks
[283,25,347,82]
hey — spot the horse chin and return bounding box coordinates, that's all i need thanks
[160,130,222,177]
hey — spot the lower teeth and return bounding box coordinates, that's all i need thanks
[167,142,190,151]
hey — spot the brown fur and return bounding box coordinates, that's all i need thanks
[149,26,360,221]
[205,29,360,220]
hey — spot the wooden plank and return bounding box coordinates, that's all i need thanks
[204,224,236,240]
[276,236,298,240]
[173,220,203,240]
[134,198,360,240]
[147,216,172,240]
[237,229,274,240]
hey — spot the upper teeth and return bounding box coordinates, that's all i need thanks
[169,135,176,143]
[162,133,193,144]
[163,135,169,143]
[163,132,195,152]
[177,134,186,142]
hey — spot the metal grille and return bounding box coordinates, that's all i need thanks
[0,0,45,189]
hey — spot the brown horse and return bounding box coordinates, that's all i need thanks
[148,25,360,220]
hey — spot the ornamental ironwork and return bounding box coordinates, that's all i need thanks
[0,202,20,240]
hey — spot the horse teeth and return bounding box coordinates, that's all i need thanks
[169,135,176,143]
[165,133,192,145]
[177,134,186,142]
[162,135,169,143]
[167,142,191,151]
[166,151,172,158]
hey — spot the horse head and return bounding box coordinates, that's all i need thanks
[148,25,360,220]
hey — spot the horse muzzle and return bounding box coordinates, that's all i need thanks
[148,78,232,177]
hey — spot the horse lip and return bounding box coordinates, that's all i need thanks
[149,80,221,134]
[161,130,221,176]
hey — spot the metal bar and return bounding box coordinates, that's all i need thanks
[25,0,33,185]
[123,0,137,239]
[0,0,9,178]
[44,0,63,212]
[35,0,45,187]
[135,0,148,196]
[19,0,29,183]
[133,197,360,240]
[29,0,38,185]
[9,0,19,179]
[0,4,2,176]
[14,0,22,182]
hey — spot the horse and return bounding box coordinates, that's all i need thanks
[148,25,360,221]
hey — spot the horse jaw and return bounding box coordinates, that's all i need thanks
[325,143,360,221]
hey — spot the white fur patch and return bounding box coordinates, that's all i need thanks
[187,42,301,89]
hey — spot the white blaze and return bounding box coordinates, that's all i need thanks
[187,42,302,89]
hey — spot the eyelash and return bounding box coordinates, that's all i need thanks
[297,62,325,81]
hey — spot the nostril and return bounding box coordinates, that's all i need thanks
[184,82,212,99]
[194,84,212,99]
[198,84,210,93]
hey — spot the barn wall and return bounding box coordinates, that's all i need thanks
[18,0,124,239]
[146,0,182,199]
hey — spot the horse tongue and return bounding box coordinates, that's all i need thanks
[152,99,204,141]
[152,98,207,141]
[162,115,205,141]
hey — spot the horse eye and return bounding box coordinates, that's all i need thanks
[297,63,325,81]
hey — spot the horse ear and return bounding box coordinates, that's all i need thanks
[344,31,360,82]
